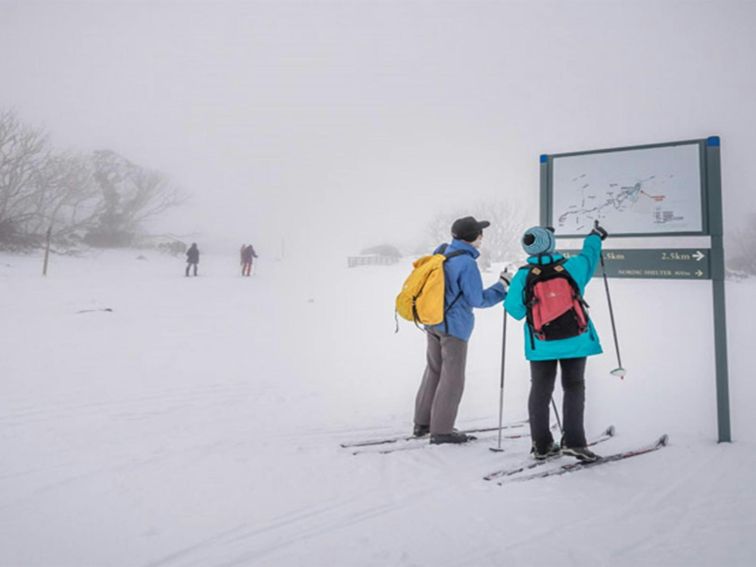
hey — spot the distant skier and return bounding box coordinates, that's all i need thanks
[240,244,258,277]
[185,242,200,277]
[504,223,607,462]
[412,216,510,444]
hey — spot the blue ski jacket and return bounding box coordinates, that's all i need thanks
[427,239,507,342]
[504,233,604,361]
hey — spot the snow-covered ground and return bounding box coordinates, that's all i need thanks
[2,249,755,567]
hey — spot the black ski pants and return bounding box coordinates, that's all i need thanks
[528,357,587,452]
[186,262,198,277]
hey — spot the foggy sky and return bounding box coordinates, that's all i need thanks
[1,0,755,258]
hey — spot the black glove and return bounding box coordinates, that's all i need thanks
[590,221,608,241]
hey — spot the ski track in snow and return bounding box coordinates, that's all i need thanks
[2,251,756,566]
[146,491,433,567]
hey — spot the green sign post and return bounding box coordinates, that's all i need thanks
[559,248,711,279]
[540,136,731,442]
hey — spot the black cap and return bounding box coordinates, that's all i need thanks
[451,216,490,242]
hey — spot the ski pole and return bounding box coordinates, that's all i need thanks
[597,236,627,378]
[550,397,563,435]
[490,308,508,453]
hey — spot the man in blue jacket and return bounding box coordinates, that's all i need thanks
[414,216,510,444]
[504,224,607,462]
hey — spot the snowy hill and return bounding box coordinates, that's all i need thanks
[1,250,755,567]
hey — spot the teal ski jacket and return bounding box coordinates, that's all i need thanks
[504,233,604,361]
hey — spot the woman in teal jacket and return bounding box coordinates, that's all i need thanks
[504,224,607,462]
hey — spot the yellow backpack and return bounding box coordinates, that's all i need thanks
[396,245,465,327]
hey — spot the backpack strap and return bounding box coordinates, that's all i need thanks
[522,265,542,349]
[442,291,463,334]
[440,248,466,333]
[444,250,466,260]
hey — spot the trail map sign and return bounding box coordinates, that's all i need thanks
[551,143,704,236]
[539,137,731,442]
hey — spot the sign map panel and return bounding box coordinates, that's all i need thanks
[551,143,704,236]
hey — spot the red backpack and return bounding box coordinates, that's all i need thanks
[523,259,589,346]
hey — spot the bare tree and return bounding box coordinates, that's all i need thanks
[727,213,756,275]
[29,152,103,243]
[475,200,532,262]
[0,109,51,246]
[425,200,533,263]
[0,109,188,250]
[85,150,186,247]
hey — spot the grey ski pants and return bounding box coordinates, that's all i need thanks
[414,329,468,435]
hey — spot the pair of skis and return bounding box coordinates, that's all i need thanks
[483,425,616,481]
[484,431,670,483]
[341,420,529,455]
[341,422,669,481]
[339,419,528,448]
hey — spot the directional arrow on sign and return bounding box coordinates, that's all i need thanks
[563,248,712,279]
